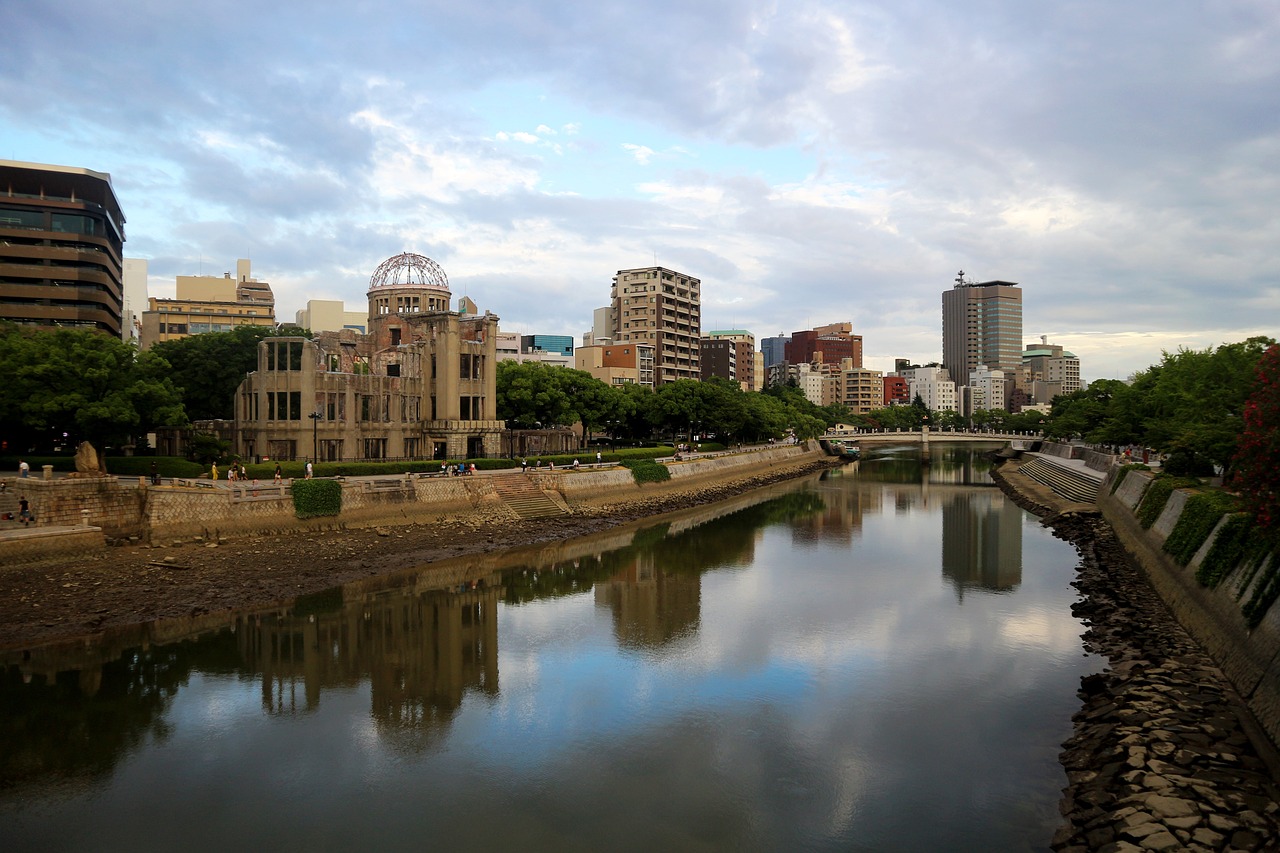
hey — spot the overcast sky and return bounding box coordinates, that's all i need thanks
[3,0,1276,380]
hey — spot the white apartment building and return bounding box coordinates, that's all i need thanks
[904,366,957,412]
[967,365,1006,413]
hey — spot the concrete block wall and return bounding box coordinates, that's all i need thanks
[1100,467,1280,748]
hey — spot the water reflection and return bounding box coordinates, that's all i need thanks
[1,446,1094,852]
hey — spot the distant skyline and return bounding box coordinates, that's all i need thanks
[3,1,1276,382]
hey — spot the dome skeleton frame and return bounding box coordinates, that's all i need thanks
[368,252,450,291]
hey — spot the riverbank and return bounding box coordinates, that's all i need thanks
[993,457,1280,851]
[0,456,838,651]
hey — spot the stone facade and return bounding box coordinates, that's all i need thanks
[233,254,505,464]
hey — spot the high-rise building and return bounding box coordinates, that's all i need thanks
[609,266,700,384]
[942,271,1022,408]
[760,334,790,368]
[1022,337,1081,405]
[701,329,755,390]
[785,321,863,367]
[0,159,127,336]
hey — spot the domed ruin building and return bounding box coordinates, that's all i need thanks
[233,253,504,463]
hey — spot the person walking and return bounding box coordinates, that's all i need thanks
[273,463,283,484]
[18,495,32,525]
[211,462,219,481]
[305,460,314,479]
[18,459,29,478]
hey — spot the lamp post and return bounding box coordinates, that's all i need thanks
[308,411,320,463]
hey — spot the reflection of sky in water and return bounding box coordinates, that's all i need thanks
[1,472,1098,853]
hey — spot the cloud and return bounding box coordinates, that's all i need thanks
[0,0,1274,380]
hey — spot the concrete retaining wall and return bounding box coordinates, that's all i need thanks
[1100,468,1280,747]
[6,477,147,538]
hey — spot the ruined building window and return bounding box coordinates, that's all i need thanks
[387,363,400,377]
[390,328,401,346]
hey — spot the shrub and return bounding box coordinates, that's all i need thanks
[1163,490,1240,565]
[622,459,671,484]
[1135,476,1200,529]
[1196,513,1256,588]
[291,479,342,518]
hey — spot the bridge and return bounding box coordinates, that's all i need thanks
[822,427,1042,445]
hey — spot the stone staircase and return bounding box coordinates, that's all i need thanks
[0,481,28,528]
[489,472,570,519]
[1019,456,1102,504]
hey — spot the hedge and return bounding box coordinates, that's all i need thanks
[621,459,671,484]
[291,479,342,518]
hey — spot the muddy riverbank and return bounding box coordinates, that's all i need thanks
[0,458,837,651]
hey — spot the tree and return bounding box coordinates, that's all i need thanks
[496,360,576,428]
[0,324,187,454]
[1232,344,1280,531]
[151,325,310,421]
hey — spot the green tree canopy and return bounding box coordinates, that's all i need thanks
[496,360,577,428]
[0,324,187,453]
[150,325,310,421]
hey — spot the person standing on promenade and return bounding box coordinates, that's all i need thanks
[305,460,313,479]
[19,459,29,478]
[18,494,32,525]
[211,462,218,481]
[274,463,283,483]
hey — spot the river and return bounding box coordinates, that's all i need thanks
[0,444,1099,852]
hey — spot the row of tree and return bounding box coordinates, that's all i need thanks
[2,323,1275,516]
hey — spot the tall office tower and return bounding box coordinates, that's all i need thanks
[942,271,1022,402]
[760,334,790,368]
[0,160,127,336]
[610,266,701,385]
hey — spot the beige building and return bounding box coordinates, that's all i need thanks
[609,266,701,384]
[834,363,884,415]
[576,341,656,386]
[140,258,275,349]
[233,253,504,462]
[1022,337,1081,405]
[295,299,367,333]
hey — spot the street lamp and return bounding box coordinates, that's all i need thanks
[308,410,320,463]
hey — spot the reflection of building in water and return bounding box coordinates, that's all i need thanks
[594,553,701,648]
[238,582,500,740]
[797,480,882,544]
[941,491,1023,596]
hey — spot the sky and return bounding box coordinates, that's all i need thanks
[2,0,1276,381]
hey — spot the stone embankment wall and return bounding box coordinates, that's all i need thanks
[7,444,819,547]
[1100,467,1280,746]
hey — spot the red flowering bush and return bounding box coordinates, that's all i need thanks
[1232,344,1280,532]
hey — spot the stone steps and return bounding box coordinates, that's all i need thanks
[1020,456,1101,503]
[489,473,569,519]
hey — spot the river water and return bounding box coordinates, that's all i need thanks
[1,445,1100,852]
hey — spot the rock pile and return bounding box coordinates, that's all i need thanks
[1050,513,1280,851]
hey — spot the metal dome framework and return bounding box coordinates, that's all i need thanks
[368,252,450,291]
